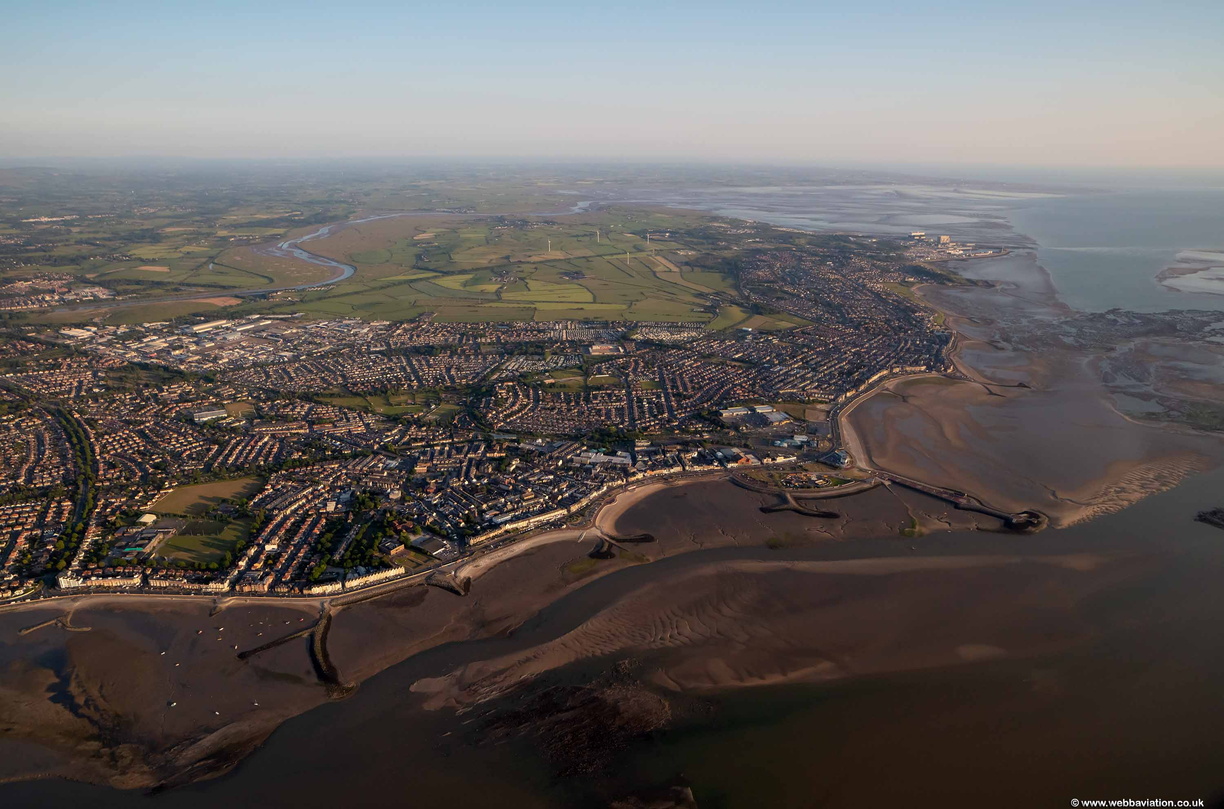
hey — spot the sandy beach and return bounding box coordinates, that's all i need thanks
[410,552,1120,708]
[9,454,1224,807]
[6,314,1220,791]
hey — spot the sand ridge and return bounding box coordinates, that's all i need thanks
[410,552,1121,709]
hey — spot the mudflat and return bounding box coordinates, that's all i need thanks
[843,250,1221,525]
[0,476,991,790]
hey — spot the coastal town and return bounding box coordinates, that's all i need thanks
[0,227,965,602]
[6,4,1224,800]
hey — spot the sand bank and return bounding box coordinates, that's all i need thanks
[410,551,1123,710]
[1157,249,1224,296]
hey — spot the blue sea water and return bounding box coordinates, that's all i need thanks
[1008,186,1224,313]
[644,173,1224,314]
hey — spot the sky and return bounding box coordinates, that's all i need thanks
[3,0,1222,168]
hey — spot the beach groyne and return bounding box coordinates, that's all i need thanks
[602,531,655,543]
[236,624,315,660]
[759,493,840,519]
[311,611,354,698]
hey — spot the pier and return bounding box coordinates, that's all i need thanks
[875,471,1047,532]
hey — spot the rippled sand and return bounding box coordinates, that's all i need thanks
[411,554,1115,709]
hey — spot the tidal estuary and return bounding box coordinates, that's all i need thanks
[4,183,1224,808]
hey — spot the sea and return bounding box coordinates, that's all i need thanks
[1008,186,1224,313]
[636,171,1224,314]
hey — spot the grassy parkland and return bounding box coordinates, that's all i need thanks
[149,477,263,516]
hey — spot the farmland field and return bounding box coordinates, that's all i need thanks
[4,171,636,327]
[270,211,729,325]
[14,192,796,334]
[682,270,737,293]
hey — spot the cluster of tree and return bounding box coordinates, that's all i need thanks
[43,407,96,574]
[338,515,393,571]
[351,491,379,512]
[306,518,344,581]
[584,425,644,447]
[106,554,237,572]
[0,484,55,507]
[903,263,962,284]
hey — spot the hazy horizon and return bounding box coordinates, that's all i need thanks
[5,0,1222,168]
[4,156,1223,193]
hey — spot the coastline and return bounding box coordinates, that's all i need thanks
[0,468,731,614]
[838,248,1221,526]
[8,456,1224,805]
[0,463,1001,791]
[6,212,1224,801]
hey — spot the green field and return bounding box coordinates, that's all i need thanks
[8,185,812,334]
[319,390,427,415]
[682,270,737,293]
[741,312,812,331]
[425,403,462,422]
[883,281,919,301]
[264,212,727,325]
[150,477,263,516]
[4,171,620,320]
[586,373,623,389]
[3,203,345,313]
[709,304,753,330]
[224,401,256,417]
[156,519,251,565]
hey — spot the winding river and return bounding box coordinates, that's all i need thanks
[251,202,596,293]
[56,202,598,313]
[241,213,413,293]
